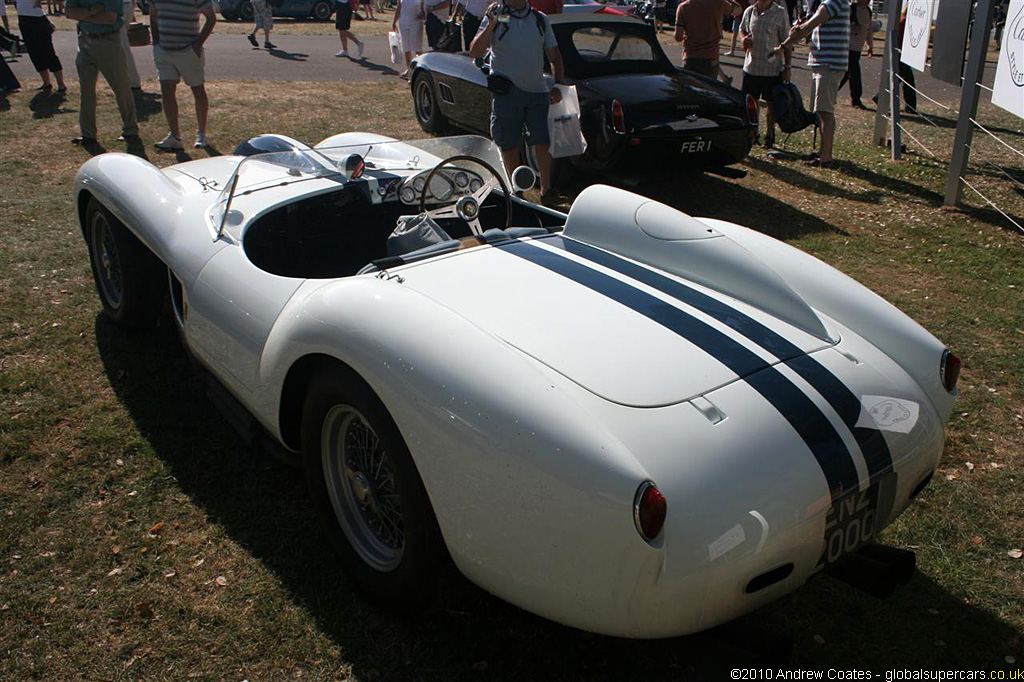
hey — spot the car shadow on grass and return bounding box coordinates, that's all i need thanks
[94,312,1021,680]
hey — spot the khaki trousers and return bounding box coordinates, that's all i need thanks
[76,31,139,139]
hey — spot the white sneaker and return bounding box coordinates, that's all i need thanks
[399,69,409,79]
[357,41,364,58]
[336,49,348,57]
[194,131,209,148]
[155,132,183,150]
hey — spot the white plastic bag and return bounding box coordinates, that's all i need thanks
[388,30,403,65]
[547,85,587,159]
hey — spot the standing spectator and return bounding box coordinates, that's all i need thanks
[725,0,749,55]
[150,0,216,149]
[246,0,275,48]
[17,0,67,91]
[674,0,738,78]
[65,0,139,145]
[739,0,789,147]
[424,0,451,48]
[120,0,142,89]
[838,0,870,108]
[895,1,915,112]
[359,0,374,19]
[392,0,423,78]
[456,0,488,51]
[778,0,849,166]
[469,0,564,204]
[335,0,364,56]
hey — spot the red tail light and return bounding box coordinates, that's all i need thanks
[745,94,758,124]
[634,481,667,541]
[941,349,961,393]
[611,99,626,134]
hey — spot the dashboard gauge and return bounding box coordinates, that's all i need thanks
[454,171,469,188]
[400,186,416,204]
[429,175,454,202]
[469,178,483,193]
[413,176,426,192]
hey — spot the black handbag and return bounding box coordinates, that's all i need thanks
[486,73,513,95]
[435,18,462,52]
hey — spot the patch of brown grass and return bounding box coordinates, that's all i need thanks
[1,76,1023,679]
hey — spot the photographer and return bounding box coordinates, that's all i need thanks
[469,0,564,204]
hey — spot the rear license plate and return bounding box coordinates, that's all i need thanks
[820,483,880,566]
[680,140,711,153]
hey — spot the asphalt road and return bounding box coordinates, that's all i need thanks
[7,27,994,107]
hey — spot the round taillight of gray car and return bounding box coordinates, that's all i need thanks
[633,481,667,542]
[941,349,961,393]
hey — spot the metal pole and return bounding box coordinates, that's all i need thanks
[944,0,996,207]
[872,0,904,156]
[888,0,902,160]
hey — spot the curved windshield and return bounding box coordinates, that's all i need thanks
[210,135,510,238]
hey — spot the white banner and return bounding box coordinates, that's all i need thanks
[900,0,933,73]
[992,0,1024,119]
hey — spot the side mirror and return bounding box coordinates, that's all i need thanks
[336,153,365,180]
[511,165,536,193]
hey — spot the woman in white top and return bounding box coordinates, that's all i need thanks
[392,0,424,77]
[16,0,66,91]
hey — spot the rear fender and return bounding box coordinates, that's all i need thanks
[698,218,956,422]
[257,277,662,630]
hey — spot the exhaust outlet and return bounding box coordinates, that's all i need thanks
[827,544,917,598]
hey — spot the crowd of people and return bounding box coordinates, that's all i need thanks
[0,0,908,169]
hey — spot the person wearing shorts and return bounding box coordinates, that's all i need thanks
[392,0,424,77]
[246,0,275,49]
[150,0,216,149]
[778,0,848,165]
[739,0,789,147]
[469,0,564,204]
[335,0,364,57]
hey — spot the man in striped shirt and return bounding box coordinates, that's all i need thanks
[778,0,849,166]
[150,0,216,150]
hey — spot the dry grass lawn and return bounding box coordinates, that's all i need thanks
[0,75,1022,680]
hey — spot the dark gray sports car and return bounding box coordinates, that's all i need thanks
[409,14,758,174]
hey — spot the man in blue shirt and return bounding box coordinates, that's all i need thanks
[66,0,139,146]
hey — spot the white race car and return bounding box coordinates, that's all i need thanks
[75,133,959,638]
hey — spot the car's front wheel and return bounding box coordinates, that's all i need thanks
[412,72,449,135]
[84,198,165,327]
[238,0,254,21]
[311,0,332,20]
[302,365,445,612]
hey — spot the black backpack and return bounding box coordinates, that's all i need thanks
[772,82,818,134]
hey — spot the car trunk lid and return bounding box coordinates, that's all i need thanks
[393,236,834,407]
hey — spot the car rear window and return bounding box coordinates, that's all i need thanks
[570,27,656,62]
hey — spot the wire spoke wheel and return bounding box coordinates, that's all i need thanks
[322,405,405,572]
[90,210,123,311]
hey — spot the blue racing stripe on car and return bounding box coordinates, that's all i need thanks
[499,239,861,499]
[543,234,895,481]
